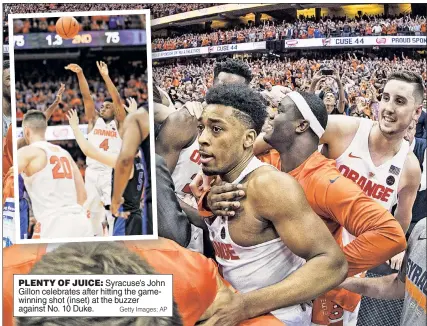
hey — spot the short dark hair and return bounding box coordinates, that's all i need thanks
[206,84,267,134]
[23,110,47,131]
[291,91,328,131]
[16,242,183,326]
[3,60,10,70]
[213,59,252,84]
[104,97,113,103]
[386,71,424,105]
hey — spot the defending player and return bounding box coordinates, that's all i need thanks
[65,61,126,235]
[17,110,93,239]
[67,109,143,236]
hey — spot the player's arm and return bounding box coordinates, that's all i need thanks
[69,155,87,206]
[65,64,97,130]
[43,83,65,121]
[253,132,273,156]
[394,152,422,233]
[112,109,149,213]
[319,114,359,146]
[237,171,348,322]
[67,109,117,169]
[339,273,405,300]
[96,61,126,124]
[178,198,207,230]
[153,85,176,124]
[155,110,197,173]
[17,146,39,174]
[320,176,406,276]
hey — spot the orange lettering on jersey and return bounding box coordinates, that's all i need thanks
[338,165,394,203]
[212,241,240,260]
[93,129,117,138]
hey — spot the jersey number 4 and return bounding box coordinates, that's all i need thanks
[51,156,72,179]
[99,139,109,151]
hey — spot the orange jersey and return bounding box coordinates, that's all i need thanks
[3,124,13,180]
[258,150,406,314]
[3,238,282,326]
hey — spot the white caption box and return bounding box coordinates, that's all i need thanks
[14,275,173,317]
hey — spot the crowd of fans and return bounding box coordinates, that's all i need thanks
[3,3,216,20]
[152,14,427,51]
[153,52,427,120]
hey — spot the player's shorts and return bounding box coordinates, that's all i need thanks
[85,167,112,207]
[37,207,94,239]
[113,210,142,236]
[272,303,312,326]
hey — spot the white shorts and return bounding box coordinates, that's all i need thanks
[273,303,312,326]
[85,167,112,207]
[38,207,94,239]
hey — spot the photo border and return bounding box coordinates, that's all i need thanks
[8,9,158,244]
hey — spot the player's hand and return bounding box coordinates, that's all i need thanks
[111,197,130,218]
[66,109,79,129]
[388,251,405,270]
[65,64,82,74]
[54,83,65,103]
[124,97,138,114]
[207,182,246,217]
[189,170,216,200]
[199,292,247,326]
[183,101,203,119]
[96,61,109,77]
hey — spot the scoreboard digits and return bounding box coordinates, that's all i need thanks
[105,32,120,44]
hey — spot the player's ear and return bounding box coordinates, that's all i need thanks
[243,129,257,149]
[296,119,310,134]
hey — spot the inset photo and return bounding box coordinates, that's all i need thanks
[8,10,157,244]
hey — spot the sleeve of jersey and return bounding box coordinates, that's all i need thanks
[319,175,407,276]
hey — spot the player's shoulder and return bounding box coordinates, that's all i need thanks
[3,244,46,270]
[248,165,298,195]
[327,114,361,134]
[402,150,422,182]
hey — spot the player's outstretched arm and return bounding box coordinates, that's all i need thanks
[67,109,117,169]
[69,155,87,206]
[44,83,65,121]
[155,109,197,173]
[112,109,149,215]
[96,61,126,123]
[319,114,359,146]
[253,132,272,156]
[65,64,97,130]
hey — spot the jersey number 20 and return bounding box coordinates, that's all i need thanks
[51,156,72,179]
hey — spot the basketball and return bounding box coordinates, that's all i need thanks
[55,16,80,39]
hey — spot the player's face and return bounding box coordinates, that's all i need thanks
[197,104,251,176]
[100,101,115,120]
[379,80,421,137]
[214,72,246,86]
[263,97,298,150]
[3,68,10,98]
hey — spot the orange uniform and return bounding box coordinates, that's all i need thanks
[3,238,283,326]
[257,150,406,323]
[3,125,14,205]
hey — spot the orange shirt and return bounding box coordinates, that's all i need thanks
[3,238,282,326]
[3,125,13,181]
[257,150,406,313]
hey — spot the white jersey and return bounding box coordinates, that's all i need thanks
[22,141,92,238]
[86,118,122,171]
[206,157,307,324]
[336,119,410,211]
[171,138,201,199]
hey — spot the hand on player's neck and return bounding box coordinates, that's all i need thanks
[222,151,254,184]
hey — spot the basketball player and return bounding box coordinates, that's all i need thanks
[196,84,348,325]
[65,62,125,235]
[340,218,426,326]
[196,91,407,325]
[4,240,283,326]
[67,109,143,235]
[111,108,152,234]
[17,110,93,239]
